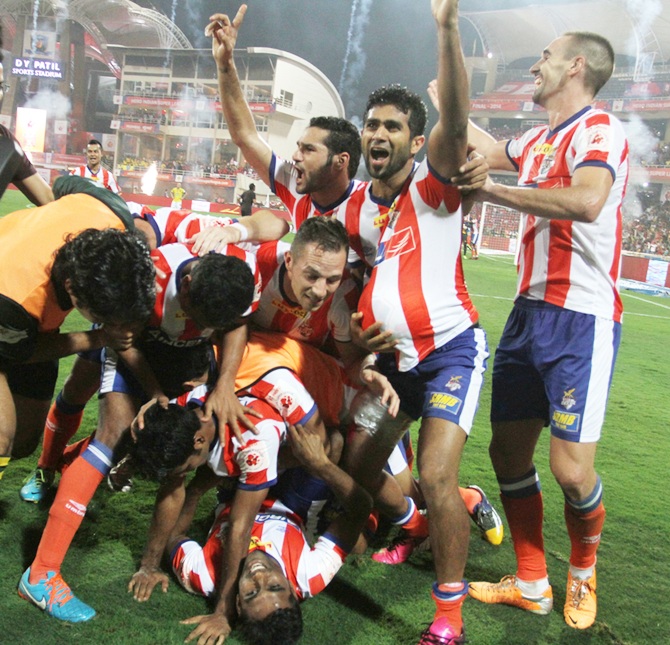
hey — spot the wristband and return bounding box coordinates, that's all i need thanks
[229,222,249,242]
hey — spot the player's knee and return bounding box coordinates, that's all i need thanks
[552,463,596,501]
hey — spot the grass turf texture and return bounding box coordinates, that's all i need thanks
[0,191,669,643]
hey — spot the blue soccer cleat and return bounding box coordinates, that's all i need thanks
[18,568,96,623]
[19,468,54,504]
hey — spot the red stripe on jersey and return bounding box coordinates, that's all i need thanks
[257,242,281,289]
[293,196,314,230]
[281,523,304,597]
[342,188,366,264]
[274,182,297,215]
[544,219,574,306]
[517,131,546,184]
[395,184,436,359]
[150,251,172,326]
[308,573,327,597]
[162,210,191,244]
[518,215,538,296]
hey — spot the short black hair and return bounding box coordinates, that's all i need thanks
[131,403,201,482]
[189,254,255,329]
[141,341,216,399]
[238,598,303,645]
[291,216,349,258]
[249,183,255,190]
[563,32,615,96]
[88,139,103,148]
[309,116,361,180]
[364,84,428,139]
[51,228,155,325]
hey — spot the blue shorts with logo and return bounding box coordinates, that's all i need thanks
[491,298,621,443]
[376,326,488,434]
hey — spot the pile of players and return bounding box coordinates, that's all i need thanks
[0,2,627,644]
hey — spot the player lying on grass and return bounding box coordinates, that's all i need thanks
[130,403,372,645]
[0,175,156,482]
[128,374,352,644]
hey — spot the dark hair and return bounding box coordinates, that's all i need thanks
[189,254,255,329]
[51,228,155,325]
[309,116,361,179]
[141,341,216,399]
[364,84,428,139]
[131,403,201,481]
[291,216,349,259]
[238,598,303,645]
[249,183,256,191]
[563,32,615,96]
[88,139,103,149]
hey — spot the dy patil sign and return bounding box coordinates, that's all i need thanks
[11,29,63,80]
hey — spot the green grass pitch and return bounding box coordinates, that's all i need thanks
[0,190,668,643]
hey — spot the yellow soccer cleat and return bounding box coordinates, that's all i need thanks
[564,570,597,629]
[468,575,553,615]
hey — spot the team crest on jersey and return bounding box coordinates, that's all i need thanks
[239,441,270,473]
[298,321,314,339]
[445,375,462,391]
[375,226,416,265]
[539,151,556,178]
[428,392,462,414]
[586,124,610,151]
[248,535,272,551]
[561,388,577,410]
[267,384,299,419]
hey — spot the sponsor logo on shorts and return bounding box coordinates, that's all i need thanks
[446,375,462,391]
[551,409,581,433]
[428,392,462,414]
[561,388,577,410]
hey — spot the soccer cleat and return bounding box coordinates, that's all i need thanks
[107,455,134,493]
[564,570,597,629]
[371,532,427,565]
[467,485,504,546]
[19,468,55,503]
[18,568,96,623]
[468,575,553,615]
[417,617,466,644]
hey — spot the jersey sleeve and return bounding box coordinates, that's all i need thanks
[269,154,300,228]
[235,418,283,490]
[295,535,347,599]
[572,112,627,182]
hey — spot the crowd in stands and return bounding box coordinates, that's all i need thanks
[116,156,260,179]
[623,199,670,257]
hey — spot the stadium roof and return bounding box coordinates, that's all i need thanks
[0,0,192,52]
[462,0,670,72]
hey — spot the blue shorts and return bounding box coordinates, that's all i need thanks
[491,298,621,443]
[377,326,488,434]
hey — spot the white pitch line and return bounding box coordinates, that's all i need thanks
[621,291,670,311]
[471,292,670,321]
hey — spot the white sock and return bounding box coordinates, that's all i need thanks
[516,576,550,597]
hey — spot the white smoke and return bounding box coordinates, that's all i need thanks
[338,0,373,116]
[24,89,71,120]
[623,114,659,220]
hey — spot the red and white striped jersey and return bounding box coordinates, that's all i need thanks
[147,243,260,347]
[358,160,479,372]
[176,388,285,490]
[131,206,237,247]
[252,240,359,346]
[506,106,628,322]
[217,499,347,600]
[70,165,120,194]
[269,154,391,268]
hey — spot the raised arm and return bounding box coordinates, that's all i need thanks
[15,172,54,205]
[426,0,469,180]
[205,5,272,186]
